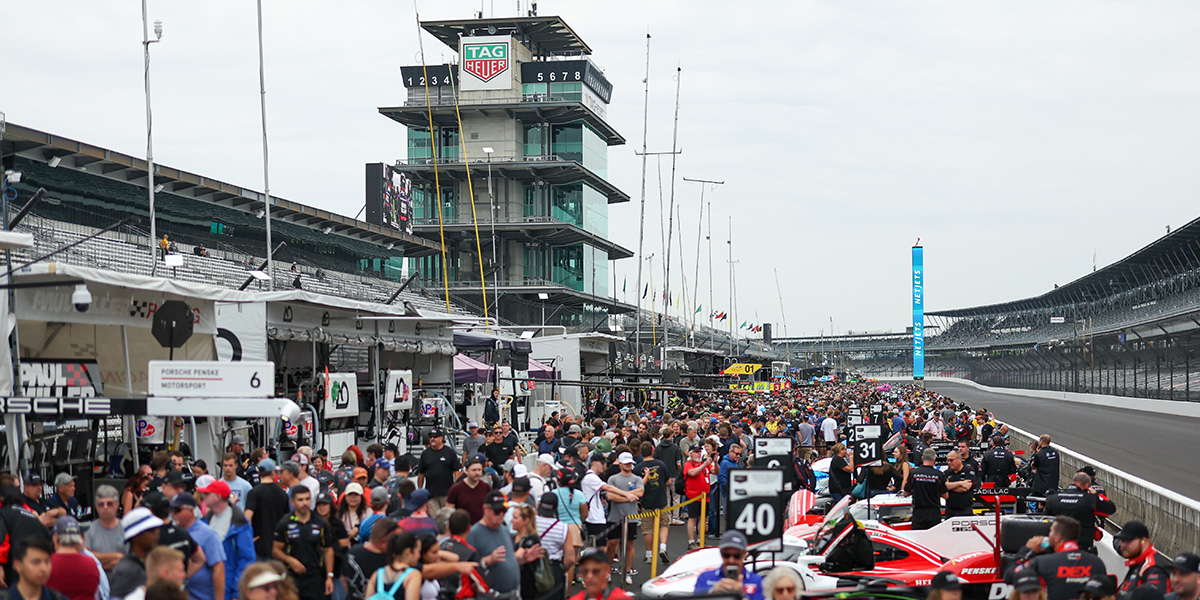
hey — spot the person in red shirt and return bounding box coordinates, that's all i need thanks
[46,517,100,600]
[568,547,631,600]
[683,446,716,550]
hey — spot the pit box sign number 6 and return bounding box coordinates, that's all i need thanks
[753,437,795,491]
[727,468,784,551]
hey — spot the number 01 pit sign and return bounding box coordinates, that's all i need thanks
[727,469,784,551]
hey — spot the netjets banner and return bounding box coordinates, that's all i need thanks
[459,35,513,91]
[912,246,924,380]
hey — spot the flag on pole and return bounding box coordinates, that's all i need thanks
[622,278,626,293]
[695,305,702,314]
[740,321,747,329]
[643,285,648,299]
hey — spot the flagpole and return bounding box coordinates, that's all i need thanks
[634,33,650,374]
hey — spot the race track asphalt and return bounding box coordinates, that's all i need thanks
[926,381,1200,501]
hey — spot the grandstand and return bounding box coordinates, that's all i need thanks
[807,218,1200,400]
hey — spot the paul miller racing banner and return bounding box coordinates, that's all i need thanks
[912,245,924,380]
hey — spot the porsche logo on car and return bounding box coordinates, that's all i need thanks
[463,41,508,82]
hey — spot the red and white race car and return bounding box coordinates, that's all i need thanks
[642,496,1125,599]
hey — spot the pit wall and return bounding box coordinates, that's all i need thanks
[909,377,1200,557]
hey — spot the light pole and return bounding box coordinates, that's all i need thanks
[538,292,549,330]
[142,3,162,275]
[256,0,274,290]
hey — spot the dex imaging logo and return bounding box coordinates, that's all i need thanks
[463,41,508,82]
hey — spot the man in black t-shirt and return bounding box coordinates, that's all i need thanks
[244,458,291,560]
[483,428,515,468]
[905,449,948,530]
[343,517,395,600]
[635,442,672,565]
[417,430,462,513]
[274,486,334,600]
[944,451,977,518]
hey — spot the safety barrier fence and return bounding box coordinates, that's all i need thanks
[618,493,709,578]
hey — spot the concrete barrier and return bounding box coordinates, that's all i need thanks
[887,377,1200,557]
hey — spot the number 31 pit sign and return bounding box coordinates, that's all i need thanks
[728,469,784,551]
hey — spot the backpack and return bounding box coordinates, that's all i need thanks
[533,554,556,595]
[793,457,817,492]
[368,567,414,600]
[484,398,500,425]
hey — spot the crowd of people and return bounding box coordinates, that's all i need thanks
[0,382,1194,600]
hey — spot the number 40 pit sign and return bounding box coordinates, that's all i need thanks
[727,469,784,551]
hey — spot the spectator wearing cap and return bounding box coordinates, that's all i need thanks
[273,485,334,600]
[162,470,194,502]
[200,478,255,600]
[1005,515,1108,600]
[368,459,392,490]
[227,434,246,459]
[237,565,285,600]
[1167,554,1200,600]
[357,486,393,544]
[46,516,103,600]
[140,491,206,580]
[529,455,555,503]
[416,429,461,513]
[338,483,367,542]
[605,451,644,584]
[503,478,533,532]
[563,424,583,448]
[86,484,125,573]
[568,547,632,600]
[693,530,765,600]
[447,458,492,524]
[293,454,320,508]
[1116,521,1171,598]
[243,458,290,561]
[45,473,82,521]
[220,453,253,511]
[928,571,964,600]
[469,491,543,595]
[351,467,370,490]
[278,461,302,494]
[171,493,226,600]
[462,422,485,466]
[397,489,436,537]
[109,507,166,598]
[23,473,63,527]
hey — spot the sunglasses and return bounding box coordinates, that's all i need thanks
[721,551,745,560]
[579,568,608,577]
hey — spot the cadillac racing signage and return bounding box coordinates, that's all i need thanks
[459,36,512,91]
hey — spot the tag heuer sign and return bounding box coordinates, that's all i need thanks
[463,40,508,82]
[459,36,511,91]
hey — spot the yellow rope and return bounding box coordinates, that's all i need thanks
[414,4,451,312]
[447,65,490,323]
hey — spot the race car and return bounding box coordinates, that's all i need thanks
[643,495,1126,599]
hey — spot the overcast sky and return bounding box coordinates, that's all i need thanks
[4,1,1199,337]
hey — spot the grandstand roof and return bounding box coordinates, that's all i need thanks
[931,214,1200,317]
[0,122,443,257]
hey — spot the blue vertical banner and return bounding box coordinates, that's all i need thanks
[912,246,925,380]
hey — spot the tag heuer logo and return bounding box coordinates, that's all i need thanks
[463,42,509,82]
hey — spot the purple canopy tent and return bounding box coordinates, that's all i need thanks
[454,354,492,384]
[528,358,558,380]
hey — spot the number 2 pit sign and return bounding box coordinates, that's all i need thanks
[727,469,784,551]
[148,361,273,398]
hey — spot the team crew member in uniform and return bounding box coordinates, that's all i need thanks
[693,531,765,600]
[273,485,334,600]
[1030,435,1060,497]
[1114,521,1171,598]
[904,449,947,530]
[1045,473,1116,553]
[980,435,1016,487]
[943,451,976,518]
[1166,553,1200,600]
[1005,516,1108,600]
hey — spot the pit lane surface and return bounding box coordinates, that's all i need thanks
[926,381,1200,501]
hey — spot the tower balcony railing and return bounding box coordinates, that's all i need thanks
[401,153,566,166]
[401,93,583,108]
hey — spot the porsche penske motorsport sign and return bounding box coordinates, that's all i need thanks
[460,36,512,90]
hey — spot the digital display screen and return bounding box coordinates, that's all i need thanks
[365,163,414,235]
